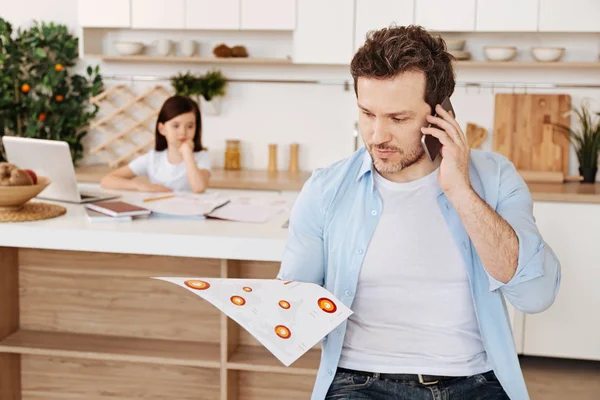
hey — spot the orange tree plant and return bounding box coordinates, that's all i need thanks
[0,18,103,164]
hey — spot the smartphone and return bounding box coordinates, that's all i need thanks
[421,97,455,162]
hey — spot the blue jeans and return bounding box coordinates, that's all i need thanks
[325,370,510,400]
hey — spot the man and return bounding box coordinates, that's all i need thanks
[277,25,560,400]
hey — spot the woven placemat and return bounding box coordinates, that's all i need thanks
[0,202,66,223]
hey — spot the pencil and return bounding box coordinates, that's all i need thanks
[143,194,175,203]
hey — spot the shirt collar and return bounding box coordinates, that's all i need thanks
[356,148,373,182]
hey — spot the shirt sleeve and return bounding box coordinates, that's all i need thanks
[194,151,211,171]
[277,171,326,286]
[128,151,151,176]
[487,158,561,313]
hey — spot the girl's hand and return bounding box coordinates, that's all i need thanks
[139,182,173,193]
[179,140,194,158]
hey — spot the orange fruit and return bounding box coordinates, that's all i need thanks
[55,95,64,102]
[39,113,46,122]
[55,64,63,72]
[21,84,30,93]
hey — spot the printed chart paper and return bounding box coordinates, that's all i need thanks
[153,277,352,366]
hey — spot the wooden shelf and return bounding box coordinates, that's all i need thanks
[455,61,600,68]
[0,330,221,369]
[90,54,293,65]
[227,345,319,376]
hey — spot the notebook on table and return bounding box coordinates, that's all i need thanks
[86,201,151,218]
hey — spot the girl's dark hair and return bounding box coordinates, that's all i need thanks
[155,95,204,152]
[351,24,455,111]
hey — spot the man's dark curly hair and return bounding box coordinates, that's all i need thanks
[351,25,456,111]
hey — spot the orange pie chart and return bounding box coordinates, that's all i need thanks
[275,325,291,339]
[318,298,337,313]
[243,287,253,292]
[184,280,210,290]
[231,296,246,306]
[278,300,291,309]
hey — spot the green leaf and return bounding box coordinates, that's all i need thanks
[34,48,47,58]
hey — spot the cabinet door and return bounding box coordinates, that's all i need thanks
[131,0,185,29]
[78,0,130,27]
[523,202,600,361]
[539,0,600,32]
[293,0,354,64]
[415,0,475,31]
[185,0,240,30]
[355,0,414,51]
[476,0,538,32]
[241,0,295,30]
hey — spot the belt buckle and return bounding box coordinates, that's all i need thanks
[418,374,439,386]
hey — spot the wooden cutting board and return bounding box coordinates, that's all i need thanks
[493,94,571,174]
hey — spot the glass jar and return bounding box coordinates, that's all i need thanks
[224,139,241,170]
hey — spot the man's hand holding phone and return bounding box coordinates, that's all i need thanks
[421,103,472,200]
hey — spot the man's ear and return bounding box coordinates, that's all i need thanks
[157,122,166,137]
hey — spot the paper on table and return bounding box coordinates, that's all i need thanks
[153,277,352,366]
[206,196,291,223]
[143,193,229,217]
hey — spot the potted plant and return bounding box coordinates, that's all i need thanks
[555,101,600,183]
[170,69,227,116]
[0,18,103,165]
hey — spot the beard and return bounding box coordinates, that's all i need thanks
[368,141,425,174]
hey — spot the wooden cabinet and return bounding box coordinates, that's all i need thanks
[355,0,414,51]
[131,0,185,29]
[185,0,240,30]
[0,249,320,399]
[293,0,355,64]
[77,0,131,28]
[476,0,538,32]
[241,0,296,30]
[415,0,476,32]
[539,0,600,32]
[522,202,600,360]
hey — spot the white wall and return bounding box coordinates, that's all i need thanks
[2,0,600,177]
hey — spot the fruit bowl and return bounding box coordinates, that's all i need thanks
[0,176,51,211]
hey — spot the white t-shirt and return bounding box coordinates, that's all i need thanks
[128,149,211,192]
[338,168,491,376]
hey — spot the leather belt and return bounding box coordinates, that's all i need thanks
[337,367,460,386]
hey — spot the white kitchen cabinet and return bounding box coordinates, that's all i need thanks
[355,0,414,51]
[522,202,600,361]
[539,0,600,32]
[293,0,354,64]
[476,0,538,32]
[185,0,240,30]
[415,0,476,32]
[241,0,296,30]
[131,0,185,29]
[77,0,131,28]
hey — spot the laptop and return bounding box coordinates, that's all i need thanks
[2,136,119,204]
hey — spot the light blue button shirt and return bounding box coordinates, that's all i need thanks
[278,147,561,400]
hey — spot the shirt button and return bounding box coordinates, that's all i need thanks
[328,369,334,376]
[357,249,363,255]
[335,329,341,335]
[345,290,351,296]
[371,210,377,216]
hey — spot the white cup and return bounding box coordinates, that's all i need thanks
[155,39,172,56]
[180,39,196,57]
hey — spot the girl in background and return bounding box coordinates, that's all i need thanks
[101,95,210,193]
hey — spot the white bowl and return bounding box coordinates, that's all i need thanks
[532,47,565,62]
[114,42,145,56]
[484,46,517,61]
[445,40,466,51]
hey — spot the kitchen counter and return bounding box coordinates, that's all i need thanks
[0,187,319,400]
[75,164,311,192]
[0,187,292,261]
[528,182,600,204]
[75,164,600,204]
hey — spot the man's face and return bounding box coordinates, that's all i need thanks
[357,71,432,175]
